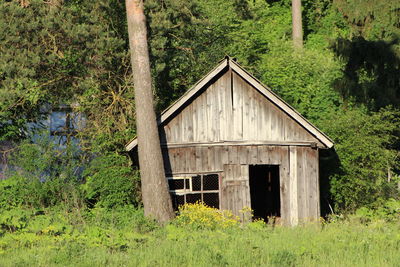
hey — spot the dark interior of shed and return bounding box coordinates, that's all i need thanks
[249,165,281,222]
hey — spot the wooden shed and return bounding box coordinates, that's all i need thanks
[126,57,333,226]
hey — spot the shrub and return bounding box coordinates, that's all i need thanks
[0,209,30,233]
[320,106,400,211]
[351,199,400,223]
[82,153,140,209]
[4,137,86,210]
[0,176,25,208]
[174,202,239,230]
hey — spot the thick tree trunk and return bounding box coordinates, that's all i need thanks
[291,0,303,49]
[125,0,174,223]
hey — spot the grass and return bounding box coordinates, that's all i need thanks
[0,206,399,267]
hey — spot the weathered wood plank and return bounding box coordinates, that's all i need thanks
[232,72,243,140]
[248,145,258,165]
[206,84,213,141]
[195,146,202,172]
[249,88,257,140]
[263,94,271,141]
[214,146,223,171]
[242,79,251,140]
[187,147,196,173]
[201,146,208,171]
[224,70,233,140]
[221,145,229,165]
[307,148,319,221]
[228,146,238,164]
[186,104,194,142]
[207,146,215,171]
[258,145,268,164]
[289,146,299,226]
[297,146,307,223]
[256,91,264,141]
[197,94,205,142]
[192,96,198,142]
[238,146,248,164]
[280,146,290,225]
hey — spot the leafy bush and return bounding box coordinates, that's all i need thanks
[320,106,400,211]
[174,202,239,230]
[0,176,25,208]
[82,153,140,209]
[352,199,400,223]
[3,138,85,210]
[0,209,30,233]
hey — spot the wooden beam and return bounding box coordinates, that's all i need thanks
[159,140,324,148]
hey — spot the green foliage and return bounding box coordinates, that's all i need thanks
[82,153,140,209]
[228,1,292,73]
[0,0,135,151]
[0,209,30,233]
[333,0,400,40]
[352,198,400,223]
[5,136,87,209]
[332,37,400,109]
[258,42,343,123]
[320,106,400,211]
[0,176,25,208]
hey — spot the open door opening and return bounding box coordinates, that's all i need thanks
[249,165,280,222]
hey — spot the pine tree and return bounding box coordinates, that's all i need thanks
[125,0,174,222]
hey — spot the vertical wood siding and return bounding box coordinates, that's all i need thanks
[163,70,322,146]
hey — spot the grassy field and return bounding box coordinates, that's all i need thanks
[1,206,399,267]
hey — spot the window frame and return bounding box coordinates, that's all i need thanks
[168,172,221,209]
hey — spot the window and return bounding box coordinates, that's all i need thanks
[49,105,85,145]
[168,174,220,210]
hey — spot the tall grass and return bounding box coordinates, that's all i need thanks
[1,206,399,267]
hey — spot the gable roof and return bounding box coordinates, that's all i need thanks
[126,57,334,151]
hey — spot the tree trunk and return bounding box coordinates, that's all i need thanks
[291,0,303,49]
[125,0,175,223]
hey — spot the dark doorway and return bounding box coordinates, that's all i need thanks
[249,165,280,222]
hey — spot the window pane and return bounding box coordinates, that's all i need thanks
[192,175,201,191]
[203,193,219,209]
[70,112,86,131]
[203,174,219,190]
[168,179,185,190]
[171,194,184,210]
[186,193,201,204]
[50,111,67,133]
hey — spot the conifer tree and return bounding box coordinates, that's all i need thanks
[125,0,174,222]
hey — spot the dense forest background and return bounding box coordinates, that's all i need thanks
[1,0,400,214]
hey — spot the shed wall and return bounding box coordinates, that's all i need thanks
[163,144,320,225]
